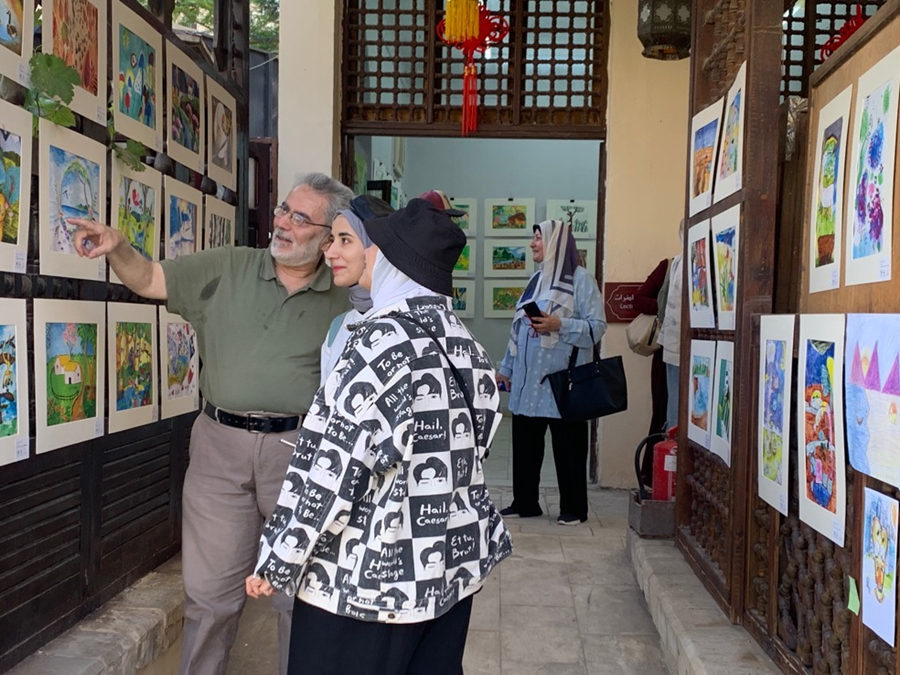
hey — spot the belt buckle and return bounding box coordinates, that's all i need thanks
[245,411,267,433]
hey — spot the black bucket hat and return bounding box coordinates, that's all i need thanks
[365,198,467,296]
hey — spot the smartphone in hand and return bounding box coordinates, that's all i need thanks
[522,301,542,318]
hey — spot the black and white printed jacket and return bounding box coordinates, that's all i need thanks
[254,295,513,623]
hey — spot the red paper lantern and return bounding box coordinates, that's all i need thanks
[437,3,509,136]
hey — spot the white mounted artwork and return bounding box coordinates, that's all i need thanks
[0,298,30,466]
[0,0,34,86]
[483,238,535,278]
[44,0,108,125]
[453,242,476,278]
[545,199,598,240]
[34,299,106,454]
[206,75,237,191]
[451,280,475,318]
[757,314,795,516]
[0,97,33,274]
[159,307,200,419]
[808,85,853,294]
[688,339,717,450]
[483,280,527,319]
[166,42,205,173]
[713,61,747,203]
[110,158,162,284]
[449,197,477,234]
[204,196,236,249]
[484,198,536,237]
[710,204,740,331]
[164,177,202,261]
[107,302,158,433]
[710,340,734,466]
[688,98,724,216]
[39,120,106,281]
[687,220,715,328]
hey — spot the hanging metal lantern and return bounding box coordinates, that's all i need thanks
[637,0,691,60]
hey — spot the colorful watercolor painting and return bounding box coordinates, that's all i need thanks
[862,487,898,646]
[451,281,474,318]
[166,321,197,399]
[0,125,22,245]
[117,25,156,128]
[713,62,746,203]
[689,99,723,216]
[484,238,533,277]
[114,321,152,411]
[210,96,232,173]
[484,281,526,318]
[757,315,794,516]
[846,49,899,286]
[449,198,475,233]
[117,175,156,260]
[797,315,845,545]
[710,341,733,466]
[0,0,23,56]
[688,221,715,328]
[546,199,598,240]
[48,144,100,254]
[45,321,97,426]
[171,63,201,153]
[845,314,900,488]
[692,120,719,198]
[52,0,98,96]
[809,86,853,294]
[687,340,716,449]
[711,205,739,330]
[453,244,473,276]
[167,195,197,259]
[0,324,18,438]
[485,198,535,236]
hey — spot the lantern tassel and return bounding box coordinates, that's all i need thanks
[462,62,478,136]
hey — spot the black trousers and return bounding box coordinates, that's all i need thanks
[510,414,588,520]
[287,596,473,675]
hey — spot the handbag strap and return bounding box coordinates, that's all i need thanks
[566,324,601,372]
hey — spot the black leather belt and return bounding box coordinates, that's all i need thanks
[204,402,300,433]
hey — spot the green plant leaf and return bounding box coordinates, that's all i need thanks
[29,53,80,104]
[44,104,76,128]
[112,139,147,172]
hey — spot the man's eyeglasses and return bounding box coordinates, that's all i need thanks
[273,202,329,229]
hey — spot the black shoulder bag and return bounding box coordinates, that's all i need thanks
[541,326,628,421]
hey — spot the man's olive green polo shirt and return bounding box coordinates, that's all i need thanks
[160,247,349,414]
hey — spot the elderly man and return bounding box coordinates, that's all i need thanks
[72,172,352,675]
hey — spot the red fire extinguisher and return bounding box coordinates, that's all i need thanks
[651,426,678,501]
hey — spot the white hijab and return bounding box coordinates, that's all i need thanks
[368,250,435,313]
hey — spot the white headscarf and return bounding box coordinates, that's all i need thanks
[368,250,435,313]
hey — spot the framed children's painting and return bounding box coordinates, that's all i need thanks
[713,61,746,203]
[453,242,475,278]
[112,2,163,150]
[845,46,900,287]
[107,302,157,433]
[687,220,715,328]
[757,314,794,516]
[861,487,898,646]
[545,199,598,240]
[710,204,740,331]
[484,198,535,237]
[710,340,734,466]
[38,119,106,281]
[796,313,846,546]
[449,197,476,234]
[44,0,107,124]
[0,0,34,85]
[687,339,716,449]
[159,307,200,419]
[0,298,30,466]
[808,85,852,294]
[164,177,201,260]
[484,280,526,319]
[206,75,237,191]
[204,196,235,249]
[845,314,900,489]
[575,242,597,275]
[34,299,106,454]
[688,98,723,216]
[483,238,534,278]
[0,97,33,274]
[110,158,161,284]
[451,280,475,318]
[166,41,205,173]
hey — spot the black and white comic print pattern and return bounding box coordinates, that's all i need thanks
[255,297,512,622]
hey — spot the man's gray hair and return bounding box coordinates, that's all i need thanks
[296,173,353,226]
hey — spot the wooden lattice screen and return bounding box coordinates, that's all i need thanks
[342,0,609,138]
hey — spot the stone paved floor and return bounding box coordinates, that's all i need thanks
[224,418,669,675]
